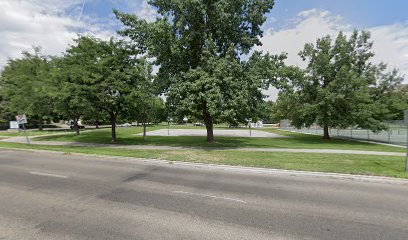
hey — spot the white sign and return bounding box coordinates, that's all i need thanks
[405,110,408,124]
[10,121,19,129]
[16,115,27,124]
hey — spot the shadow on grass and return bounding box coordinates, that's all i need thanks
[33,126,404,153]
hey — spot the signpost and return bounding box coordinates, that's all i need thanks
[16,115,27,125]
[15,115,30,144]
[246,118,252,137]
[404,110,408,172]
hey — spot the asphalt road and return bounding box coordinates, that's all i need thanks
[0,149,407,240]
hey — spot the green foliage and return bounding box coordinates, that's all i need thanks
[0,47,55,129]
[50,57,94,134]
[123,82,166,137]
[63,36,152,142]
[115,0,279,142]
[0,92,14,125]
[371,66,408,120]
[280,30,404,139]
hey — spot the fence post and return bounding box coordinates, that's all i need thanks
[367,129,370,140]
[337,128,339,137]
[350,128,353,138]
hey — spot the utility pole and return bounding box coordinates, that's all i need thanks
[16,115,29,144]
[404,110,408,172]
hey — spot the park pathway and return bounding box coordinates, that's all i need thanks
[1,136,405,157]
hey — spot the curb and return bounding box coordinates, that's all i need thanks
[1,146,407,185]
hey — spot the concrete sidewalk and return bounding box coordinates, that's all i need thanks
[1,136,405,156]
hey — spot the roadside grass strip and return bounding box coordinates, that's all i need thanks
[1,142,407,179]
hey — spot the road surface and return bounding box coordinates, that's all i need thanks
[0,149,407,239]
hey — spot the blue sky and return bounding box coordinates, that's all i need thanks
[60,0,408,33]
[1,0,407,93]
[71,0,408,31]
[270,0,408,28]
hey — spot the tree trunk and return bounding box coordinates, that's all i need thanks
[323,124,330,140]
[75,122,80,135]
[203,109,214,143]
[143,109,147,141]
[110,112,117,143]
[73,118,80,135]
[143,122,146,140]
[38,119,43,131]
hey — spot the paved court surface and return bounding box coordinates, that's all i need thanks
[136,129,287,138]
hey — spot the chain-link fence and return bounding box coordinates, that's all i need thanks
[280,120,407,146]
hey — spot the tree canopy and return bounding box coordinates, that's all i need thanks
[63,36,153,142]
[115,0,280,142]
[0,48,55,130]
[278,30,404,139]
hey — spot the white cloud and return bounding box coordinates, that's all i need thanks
[369,23,408,78]
[136,1,158,22]
[259,9,408,101]
[0,0,114,68]
[120,0,158,22]
[257,9,351,69]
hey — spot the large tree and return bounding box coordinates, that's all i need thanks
[115,0,277,142]
[371,65,408,121]
[65,36,152,142]
[51,57,94,135]
[0,48,55,130]
[0,92,14,127]
[282,30,404,139]
[123,79,165,139]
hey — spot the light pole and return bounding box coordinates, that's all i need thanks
[404,110,408,172]
[16,114,29,144]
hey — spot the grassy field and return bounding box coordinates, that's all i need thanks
[0,141,407,179]
[2,124,406,178]
[33,125,405,152]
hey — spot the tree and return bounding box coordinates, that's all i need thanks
[123,81,161,140]
[51,57,93,135]
[64,36,151,142]
[371,66,407,121]
[282,30,404,139]
[0,48,55,130]
[0,93,14,129]
[115,0,276,142]
[80,105,110,129]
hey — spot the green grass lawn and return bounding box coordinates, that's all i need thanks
[0,141,407,179]
[34,125,405,152]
